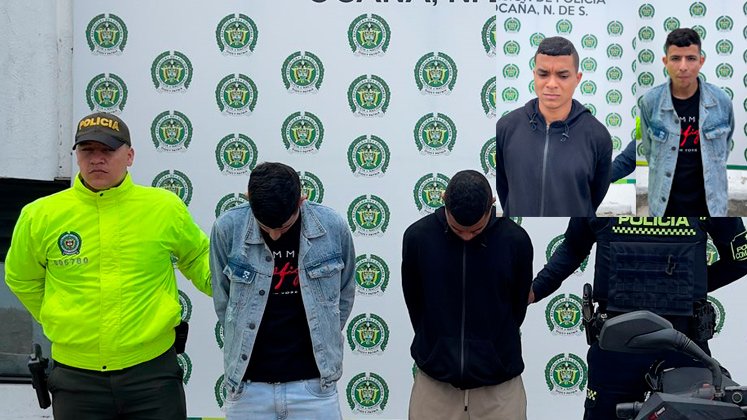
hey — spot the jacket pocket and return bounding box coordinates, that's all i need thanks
[305,255,344,304]
[224,259,258,316]
[702,123,730,161]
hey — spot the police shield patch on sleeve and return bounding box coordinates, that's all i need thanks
[731,230,747,261]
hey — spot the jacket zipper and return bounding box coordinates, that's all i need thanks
[539,124,550,216]
[459,244,466,385]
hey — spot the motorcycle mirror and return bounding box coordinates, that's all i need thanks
[598,310,673,354]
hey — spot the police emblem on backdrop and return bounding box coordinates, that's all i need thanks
[346,372,389,414]
[151,51,193,93]
[297,171,324,204]
[348,14,390,56]
[214,321,224,349]
[216,74,258,116]
[282,51,324,94]
[638,3,655,19]
[354,254,390,296]
[348,195,390,237]
[414,113,457,155]
[150,111,192,152]
[176,353,192,385]
[503,40,520,57]
[607,20,624,37]
[545,294,584,335]
[529,32,545,48]
[214,375,228,408]
[689,2,707,18]
[415,52,457,95]
[545,353,588,395]
[86,13,127,55]
[215,134,258,175]
[86,73,127,113]
[216,13,258,56]
[346,313,389,354]
[214,193,249,218]
[413,173,450,215]
[708,296,726,336]
[348,135,390,177]
[546,235,589,276]
[581,34,598,50]
[481,16,497,57]
[348,75,390,117]
[281,112,324,153]
[178,290,192,322]
[151,170,193,206]
[555,19,572,35]
[481,77,497,118]
[480,137,497,177]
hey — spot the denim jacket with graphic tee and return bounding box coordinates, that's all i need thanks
[210,201,356,393]
[640,80,734,216]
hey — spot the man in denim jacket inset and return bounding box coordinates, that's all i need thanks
[210,162,355,420]
[640,28,735,216]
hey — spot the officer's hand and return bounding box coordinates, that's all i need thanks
[527,288,535,304]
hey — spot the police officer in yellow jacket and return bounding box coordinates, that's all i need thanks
[5,112,211,419]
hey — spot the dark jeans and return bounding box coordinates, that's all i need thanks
[48,348,186,420]
[582,342,707,420]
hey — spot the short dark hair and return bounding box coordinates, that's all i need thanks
[535,36,579,71]
[443,170,493,226]
[664,28,701,53]
[247,162,301,228]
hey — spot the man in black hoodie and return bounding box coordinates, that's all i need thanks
[402,170,533,420]
[495,36,612,216]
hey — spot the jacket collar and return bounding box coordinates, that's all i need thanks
[244,200,325,245]
[663,78,715,111]
[435,206,500,243]
[73,172,134,200]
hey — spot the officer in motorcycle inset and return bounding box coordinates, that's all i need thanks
[529,217,747,420]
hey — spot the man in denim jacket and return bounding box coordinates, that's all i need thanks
[640,28,734,216]
[210,162,355,419]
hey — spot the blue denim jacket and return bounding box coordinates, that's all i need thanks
[210,201,356,393]
[640,80,734,216]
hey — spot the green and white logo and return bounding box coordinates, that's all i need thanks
[348,135,390,177]
[556,19,572,35]
[150,111,192,152]
[529,80,535,95]
[580,57,597,73]
[716,39,734,56]
[529,56,536,70]
[347,313,390,354]
[716,63,734,80]
[502,87,520,103]
[86,73,127,113]
[632,60,637,73]
[581,34,598,50]
[606,89,623,105]
[178,290,192,322]
[584,103,597,116]
[86,13,127,55]
[638,49,656,64]
[691,25,707,41]
[298,171,324,204]
[151,51,192,93]
[547,235,588,275]
[215,321,224,349]
[663,17,681,32]
[606,44,623,60]
[281,111,324,153]
[606,66,623,82]
[216,13,258,56]
[348,75,390,117]
[530,32,545,48]
[606,112,623,128]
[415,52,457,95]
[354,254,390,296]
[721,87,733,101]
[346,372,389,414]
[504,17,521,33]
[638,3,655,19]
[414,113,457,155]
[545,353,588,395]
[502,64,520,80]
[480,137,497,177]
[579,80,597,96]
[214,375,227,408]
[638,26,655,42]
[216,74,258,116]
[152,170,193,206]
[503,40,520,56]
[607,21,624,37]
[176,353,192,385]
[708,296,726,336]
[546,294,585,335]
[282,51,324,94]
[612,136,623,151]
[348,195,390,237]
[57,232,82,256]
[689,2,707,17]
[215,134,258,175]
[706,238,720,266]
[638,71,655,87]
[716,15,734,32]
[481,77,497,118]
[215,193,249,218]
[349,14,390,56]
[482,16,497,56]
[413,173,450,214]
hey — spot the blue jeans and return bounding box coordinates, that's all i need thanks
[224,378,342,420]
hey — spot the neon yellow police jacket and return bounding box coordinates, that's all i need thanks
[5,173,211,371]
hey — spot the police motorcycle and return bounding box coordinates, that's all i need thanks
[597,310,747,419]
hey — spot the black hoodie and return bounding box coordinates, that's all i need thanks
[495,98,612,216]
[401,208,533,389]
